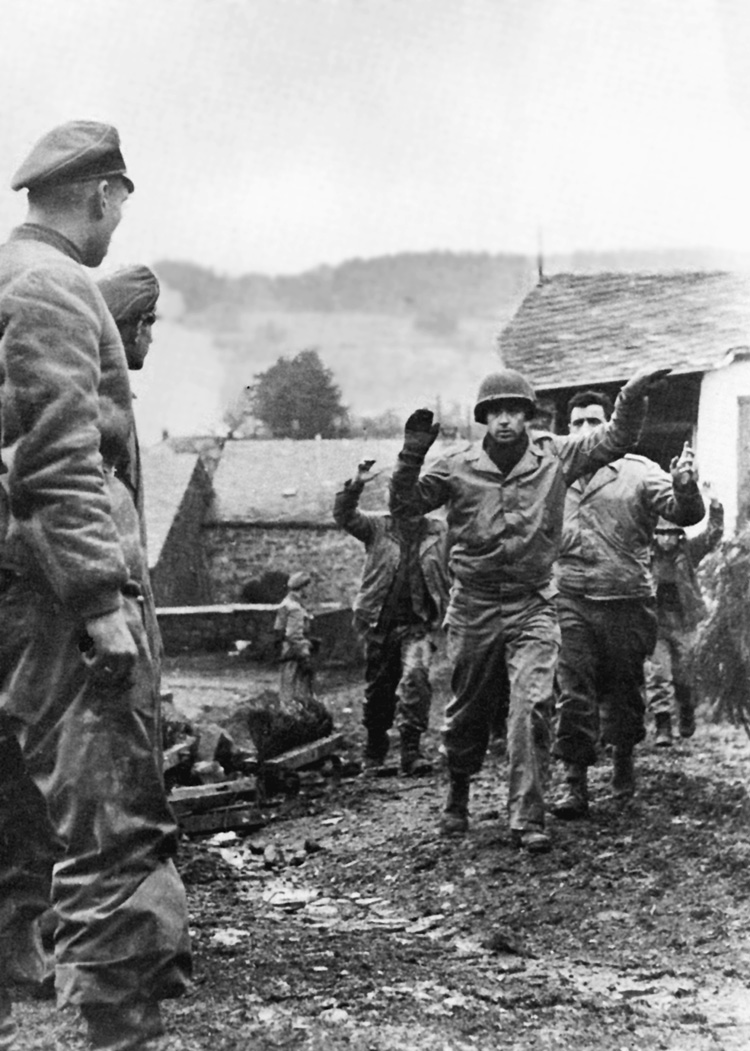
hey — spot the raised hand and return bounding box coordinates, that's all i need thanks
[670,441,699,489]
[355,458,379,484]
[622,366,672,398]
[403,408,440,455]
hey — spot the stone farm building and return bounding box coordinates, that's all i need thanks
[202,437,407,607]
[499,271,750,532]
[141,444,214,606]
[141,436,460,614]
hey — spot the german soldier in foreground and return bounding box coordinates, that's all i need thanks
[390,366,669,853]
[0,123,190,1051]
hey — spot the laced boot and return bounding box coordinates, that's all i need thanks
[675,684,696,739]
[612,746,636,801]
[551,762,589,819]
[439,773,470,835]
[82,1001,165,1050]
[363,730,389,769]
[654,712,673,748]
[399,727,432,776]
[0,989,15,1051]
[511,826,552,854]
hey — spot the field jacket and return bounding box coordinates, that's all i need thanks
[389,385,647,598]
[274,592,313,660]
[333,479,450,636]
[557,454,706,600]
[651,499,724,630]
[0,223,143,620]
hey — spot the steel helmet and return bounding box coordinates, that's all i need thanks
[474,369,536,423]
[654,517,684,535]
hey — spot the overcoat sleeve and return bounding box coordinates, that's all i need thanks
[333,479,375,543]
[0,263,128,618]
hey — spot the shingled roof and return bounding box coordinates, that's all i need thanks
[209,438,404,525]
[209,437,463,525]
[141,445,204,567]
[498,272,750,390]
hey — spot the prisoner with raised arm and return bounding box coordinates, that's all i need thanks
[551,392,705,819]
[389,366,669,854]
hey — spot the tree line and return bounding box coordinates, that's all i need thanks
[224,348,469,441]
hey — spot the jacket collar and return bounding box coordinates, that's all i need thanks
[385,515,442,549]
[10,223,83,263]
[466,437,544,479]
[571,460,620,497]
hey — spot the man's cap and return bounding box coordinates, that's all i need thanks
[11,121,135,193]
[98,266,159,323]
[287,571,312,591]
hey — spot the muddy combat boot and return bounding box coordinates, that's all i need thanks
[611,746,636,801]
[511,825,552,854]
[82,1001,165,1050]
[551,762,589,819]
[439,773,470,835]
[363,730,389,770]
[399,727,432,776]
[0,989,16,1051]
[654,712,673,748]
[675,684,696,739]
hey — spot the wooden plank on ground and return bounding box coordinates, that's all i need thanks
[169,777,257,815]
[179,803,264,835]
[263,732,345,772]
[163,736,197,772]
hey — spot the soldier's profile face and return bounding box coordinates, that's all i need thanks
[569,403,607,437]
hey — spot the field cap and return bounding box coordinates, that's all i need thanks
[99,266,159,323]
[11,120,134,193]
[288,571,312,591]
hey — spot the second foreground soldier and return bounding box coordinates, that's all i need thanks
[334,458,450,774]
[390,366,667,853]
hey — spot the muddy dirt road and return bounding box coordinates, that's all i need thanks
[13,656,750,1050]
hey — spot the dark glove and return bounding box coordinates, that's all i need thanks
[403,408,440,457]
[621,367,672,399]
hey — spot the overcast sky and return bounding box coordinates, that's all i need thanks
[1,0,750,276]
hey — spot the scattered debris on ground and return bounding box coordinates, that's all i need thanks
[14,656,750,1050]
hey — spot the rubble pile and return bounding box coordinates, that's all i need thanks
[161,691,355,835]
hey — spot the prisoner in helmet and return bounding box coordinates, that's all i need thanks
[389,362,687,855]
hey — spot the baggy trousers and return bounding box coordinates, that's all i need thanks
[554,593,657,767]
[645,611,694,717]
[0,578,191,1006]
[443,587,560,831]
[363,626,436,737]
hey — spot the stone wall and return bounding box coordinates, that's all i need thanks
[156,602,362,666]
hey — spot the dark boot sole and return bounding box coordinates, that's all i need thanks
[551,801,589,820]
[439,814,469,835]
